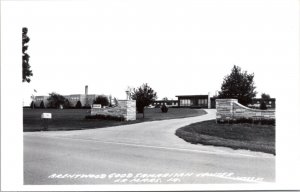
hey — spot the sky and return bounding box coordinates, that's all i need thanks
[2,0,299,105]
[1,1,300,189]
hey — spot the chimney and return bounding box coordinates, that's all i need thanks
[85,85,88,95]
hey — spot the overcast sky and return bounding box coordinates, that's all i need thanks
[2,0,299,105]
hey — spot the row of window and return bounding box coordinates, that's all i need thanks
[180,99,208,106]
[68,97,80,100]
[256,101,273,104]
[153,102,178,105]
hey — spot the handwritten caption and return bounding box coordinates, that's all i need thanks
[48,172,264,183]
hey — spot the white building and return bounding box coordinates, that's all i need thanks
[33,86,105,108]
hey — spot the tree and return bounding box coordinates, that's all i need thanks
[47,92,67,108]
[75,101,82,108]
[40,101,45,108]
[260,93,270,110]
[94,95,109,107]
[22,27,33,83]
[30,101,36,109]
[218,65,257,106]
[64,99,73,109]
[131,83,157,115]
[260,101,267,110]
[261,93,271,100]
[161,104,169,113]
[113,97,119,107]
[109,95,112,107]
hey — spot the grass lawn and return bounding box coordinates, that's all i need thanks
[175,120,275,155]
[23,108,207,132]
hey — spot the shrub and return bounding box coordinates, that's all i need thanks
[216,117,275,125]
[260,101,267,110]
[94,95,109,107]
[161,104,168,113]
[64,99,73,109]
[40,101,45,108]
[30,101,36,109]
[85,114,125,121]
[75,101,82,108]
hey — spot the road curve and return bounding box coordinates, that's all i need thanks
[24,109,275,184]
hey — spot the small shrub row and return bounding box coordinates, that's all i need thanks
[216,117,275,125]
[85,114,125,121]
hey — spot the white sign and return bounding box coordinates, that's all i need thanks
[41,113,52,119]
[92,104,102,108]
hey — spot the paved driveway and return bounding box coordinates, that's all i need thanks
[24,109,275,184]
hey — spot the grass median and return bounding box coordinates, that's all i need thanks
[24,108,207,132]
[175,120,275,155]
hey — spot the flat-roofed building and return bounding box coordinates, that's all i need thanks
[247,98,276,109]
[152,100,178,107]
[32,86,104,108]
[176,95,210,108]
[34,96,49,107]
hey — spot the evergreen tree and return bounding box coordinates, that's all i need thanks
[218,65,257,106]
[75,101,82,108]
[40,101,45,108]
[30,101,35,109]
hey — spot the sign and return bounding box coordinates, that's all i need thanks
[41,113,52,119]
[92,104,102,108]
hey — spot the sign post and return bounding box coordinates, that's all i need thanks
[41,113,52,131]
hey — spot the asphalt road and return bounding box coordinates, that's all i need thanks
[24,109,275,184]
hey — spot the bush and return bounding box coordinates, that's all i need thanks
[64,99,73,109]
[216,117,275,125]
[75,101,82,108]
[161,104,168,113]
[94,95,109,107]
[40,101,45,108]
[85,114,125,121]
[30,101,36,109]
[260,101,267,110]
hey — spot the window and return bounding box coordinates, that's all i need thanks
[198,99,208,106]
[180,99,191,106]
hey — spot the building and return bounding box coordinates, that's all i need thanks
[33,86,102,108]
[176,95,211,108]
[247,98,276,109]
[152,100,178,107]
[34,96,49,107]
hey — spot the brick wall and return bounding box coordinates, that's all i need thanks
[91,100,136,121]
[216,99,275,121]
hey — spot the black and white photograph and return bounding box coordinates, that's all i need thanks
[1,0,300,191]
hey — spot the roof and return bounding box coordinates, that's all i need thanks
[176,95,208,98]
[252,98,276,101]
[154,100,178,102]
